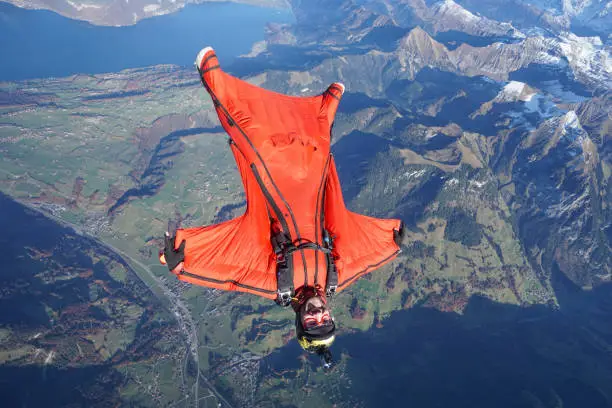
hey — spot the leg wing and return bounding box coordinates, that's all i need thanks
[324,156,402,291]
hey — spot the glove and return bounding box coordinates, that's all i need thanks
[393,222,406,247]
[160,232,186,273]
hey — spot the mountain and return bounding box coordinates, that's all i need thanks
[1,0,611,406]
[3,0,288,26]
[455,0,612,40]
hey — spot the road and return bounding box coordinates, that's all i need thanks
[199,369,235,408]
[1,169,232,408]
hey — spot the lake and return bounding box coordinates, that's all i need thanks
[0,1,294,81]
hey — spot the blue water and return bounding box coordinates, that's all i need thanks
[0,1,293,81]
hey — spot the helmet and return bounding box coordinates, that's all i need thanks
[295,313,336,353]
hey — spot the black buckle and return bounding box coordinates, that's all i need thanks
[323,229,334,250]
[271,231,290,255]
[276,290,293,307]
[326,285,337,298]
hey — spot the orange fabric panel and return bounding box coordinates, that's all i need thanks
[323,156,402,291]
[169,48,401,299]
[201,51,341,237]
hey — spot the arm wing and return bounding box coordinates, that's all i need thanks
[173,143,278,299]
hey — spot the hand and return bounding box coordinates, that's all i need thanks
[160,232,186,274]
[393,222,406,247]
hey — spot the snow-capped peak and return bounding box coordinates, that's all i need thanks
[557,32,612,87]
[503,81,526,98]
[429,0,526,38]
[562,0,599,16]
[562,110,581,130]
[436,0,479,23]
[558,110,587,145]
[496,81,536,103]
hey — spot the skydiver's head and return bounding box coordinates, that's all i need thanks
[293,287,336,366]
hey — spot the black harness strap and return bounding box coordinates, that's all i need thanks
[273,233,337,306]
[272,231,294,306]
[322,229,338,297]
[288,242,331,254]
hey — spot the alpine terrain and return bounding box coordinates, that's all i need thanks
[0,0,610,406]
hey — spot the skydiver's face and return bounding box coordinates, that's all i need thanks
[300,296,332,330]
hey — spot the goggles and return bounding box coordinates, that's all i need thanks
[302,308,332,329]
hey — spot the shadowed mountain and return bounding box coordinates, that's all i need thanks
[337,92,392,115]
[386,68,501,131]
[0,193,190,407]
[0,364,122,407]
[0,193,133,328]
[434,30,522,51]
[261,278,612,408]
[454,0,611,38]
[332,131,393,204]
[509,63,592,99]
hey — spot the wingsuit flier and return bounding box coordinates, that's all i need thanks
[160,47,405,367]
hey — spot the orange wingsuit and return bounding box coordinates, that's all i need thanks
[168,47,402,301]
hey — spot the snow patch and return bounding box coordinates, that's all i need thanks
[523,93,535,102]
[545,189,589,219]
[505,81,526,95]
[563,110,580,129]
[404,169,427,179]
[504,91,560,130]
[300,88,310,93]
[491,81,541,127]
[524,93,552,115]
[469,179,487,188]
[562,0,599,16]
[446,178,459,186]
[431,0,525,38]
[500,81,527,100]
[66,1,102,10]
[557,32,612,86]
[559,110,587,143]
[144,4,161,13]
[44,350,55,365]
[538,80,588,103]
[438,0,479,22]
[536,52,563,65]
